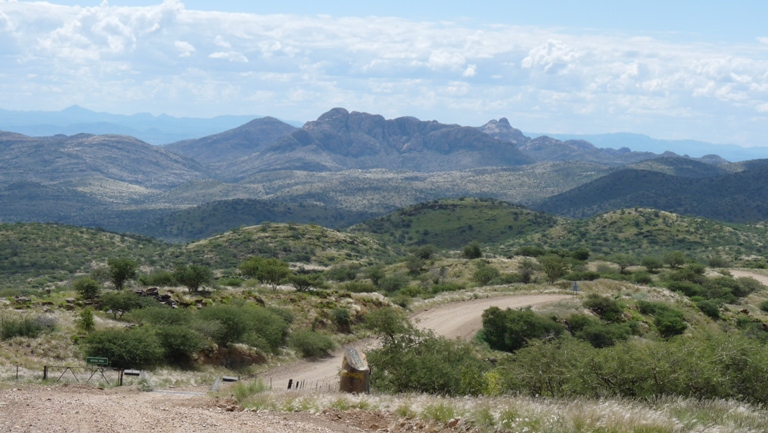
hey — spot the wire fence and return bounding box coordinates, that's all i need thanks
[0,365,37,382]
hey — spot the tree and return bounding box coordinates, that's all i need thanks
[539,255,569,283]
[462,241,482,259]
[100,291,147,319]
[73,277,100,300]
[641,256,663,273]
[571,247,590,261]
[473,262,500,285]
[663,251,686,269]
[173,264,213,293]
[518,258,539,284]
[107,258,138,290]
[289,273,325,292]
[609,254,636,274]
[239,257,291,290]
[365,265,385,287]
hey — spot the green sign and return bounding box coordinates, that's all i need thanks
[86,357,109,366]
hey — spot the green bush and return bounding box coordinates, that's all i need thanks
[583,294,624,322]
[480,307,565,352]
[666,281,705,297]
[139,270,175,287]
[289,330,335,358]
[430,282,465,294]
[84,328,164,369]
[462,241,483,259]
[73,277,100,300]
[154,325,208,365]
[379,274,410,293]
[472,263,500,285]
[655,310,687,338]
[631,271,653,285]
[198,305,289,351]
[576,323,630,348]
[515,246,547,257]
[696,299,721,319]
[1,316,56,340]
[564,271,600,281]
[218,277,243,287]
[131,306,192,326]
[339,281,378,293]
[100,291,154,319]
[368,330,489,395]
[760,300,768,313]
[78,308,95,332]
[325,264,360,282]
[332,308,351,332]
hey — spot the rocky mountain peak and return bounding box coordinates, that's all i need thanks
[477,118,529,145]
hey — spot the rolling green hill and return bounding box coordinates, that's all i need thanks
[350,197,559,249]
[135,198,380,243]
[173,222,398,269]
[0,222,168,290]
[535,166,768,223]
[501,208,768,258]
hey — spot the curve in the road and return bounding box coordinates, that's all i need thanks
[262,293,570,389]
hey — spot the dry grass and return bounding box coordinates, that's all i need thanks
[231,390,768,433]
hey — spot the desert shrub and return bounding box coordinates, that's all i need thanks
[760,300,768,313]
[412,245,437,260]
[379,274,410,293]
[631,271,653,284]
[73,277,100,300]
[539,254,569,283]
[368,330,489,395]
[325,264,360,282]
[735,277,766,297]
[462,241,483,259]
[480,307,565,352]
[583,294,624,322]
[289,330,335,358]
[131,306,191,326]
[78,308,95,332]
[339,280,378,293]
[332,308,351,332]
[564,271,601,281]
[696,299,721,319]
[218,277,243,287]
[84,327,164,369]
[139,270,175,287]
[707,256,731,268]
[1,315,56,340]
[515,246,547,257]
[154,325,208,365]
[654,309,687,338]
[289,273,326,292]
[641,256,663,272]
[365,307,414,340]
[570,247,590,261]
[174,264,214,293]
[472,262,500,285]
[499,332,768,403]
[576,323,631,348]
[100,291,155,319]
[396,285,424,298]
[199,305,288,351]
[663,251,686,268]
[429,282,465,294]
[666,281,705,297]
[492,273,523,284]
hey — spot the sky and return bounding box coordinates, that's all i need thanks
[1,1,768,146]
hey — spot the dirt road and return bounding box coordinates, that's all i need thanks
[730,269,768,286]
[262,294,570,390]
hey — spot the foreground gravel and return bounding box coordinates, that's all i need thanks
[0,384,366,433]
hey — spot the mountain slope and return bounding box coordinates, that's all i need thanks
[135,198,379,243]
[535,165,768,223]
[225,108,534,179]
[0,131,207,189]
[164,117,297,165]
[350,197,559,249]
[501,207,768,257]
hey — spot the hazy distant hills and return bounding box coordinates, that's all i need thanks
[535,163,768,223]
[3,105,768,241]
[0,105,274,145]
[0,131,207,189]
[164,117,298,165]
[533,131,768,162]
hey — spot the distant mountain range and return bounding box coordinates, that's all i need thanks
[529,131,768,162]
[0,105,300,145]
[2,106,768,240]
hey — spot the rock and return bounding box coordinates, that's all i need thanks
[447,418,461,428]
